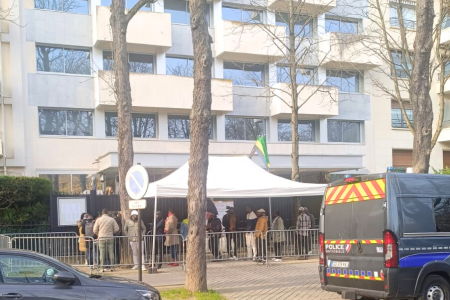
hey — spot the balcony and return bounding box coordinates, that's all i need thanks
[318,32,382,69]
[268,0,336,14]
[97,72,233,111]
[95,6,172,52]
[215,20,286,63]
[270,83,338,116]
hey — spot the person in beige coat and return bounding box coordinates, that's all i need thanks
[164,209,179,266]
[94,208,119,272]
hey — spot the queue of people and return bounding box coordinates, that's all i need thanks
[76,205,316,269]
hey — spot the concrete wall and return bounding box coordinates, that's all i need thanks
[330,92,370,121]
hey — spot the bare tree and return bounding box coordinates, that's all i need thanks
[361,0,448,173]
[108,0,155,221]
[185,0,213,293]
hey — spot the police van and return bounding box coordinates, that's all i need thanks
[319,172,450,300]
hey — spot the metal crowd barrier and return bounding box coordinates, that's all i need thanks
[1,230,319,269]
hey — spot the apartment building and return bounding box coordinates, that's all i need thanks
[0,0,447,193]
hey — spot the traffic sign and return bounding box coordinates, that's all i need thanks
[125,165,149,200]
[129,199,147,210]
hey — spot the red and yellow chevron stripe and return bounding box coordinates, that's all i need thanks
[325,179,386,205]
[327,273,383,281]
[325,240,357,244]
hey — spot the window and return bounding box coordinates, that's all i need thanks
[36,46,91,75]
[325,18,358,34]
[168,115,213,139]
[276,13,313,37]
[391,50,412,78]
[327,120,360,143]
[103,52,154,74]
[277,66,315,85]
[39,174,100,194]
[399,197,450,233]
[326,70,360,92]
[105,112,156,138]
[223,62,265,86]
[434,198,450,232]
[225,117,265,141]
[164,0,210,25]
[222,6,262,23]
[166,56,194,77]
[390,3,416,29]
[443,15,450,29]
[35,0,89,14]
[278,119,315,142]
[392,149,412,169]
[101,0,152,10]
[0,255,63,284]
[391,108,412,128]
[39,108,93,136]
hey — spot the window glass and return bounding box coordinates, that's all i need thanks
[225,117,265,141]
[275,13,312,36]
[39,109,93,136]
[222,6,262,23]
[0,255,63,284]
[166,56,194,77]
[165,0,190,24]
[64,48,91,75]
[35,0,89,14]
[39,174,72,194]
[127,0,152,10]
[105,112,156,138]
[39,109,67,135]
[391,51,412,78]
[390,4,416,29]
[400,197,435,233]
[325,18,358,34]
[72,174,89,194]
[391,108,413,128]
[277,66,315,85]
[129,53,154,74]
[434,198,450,232]
[103,51,114,71]
[168,115,190,139]
[101,0,112,6]
[36,46,64,73]
[277,120,315,141]
[326,70,359,92]
[36,46,91,75]
[327,120,360,143]
[66,110,93,136]
[223,62,264,86]
[443,15,450,29]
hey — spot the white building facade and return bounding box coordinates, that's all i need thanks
[0,0,448,193]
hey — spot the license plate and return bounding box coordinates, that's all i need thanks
[329,260,349,268]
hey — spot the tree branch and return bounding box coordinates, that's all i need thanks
[125,0,156,24]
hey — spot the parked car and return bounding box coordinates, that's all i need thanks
[0,249,160,299]
[319,172,450,300]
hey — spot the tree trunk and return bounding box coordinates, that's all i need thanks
[185,0,212,292]
[110,0,134,221]
[410,0,434,173]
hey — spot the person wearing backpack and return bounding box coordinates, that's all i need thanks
[207,214,222,260]
[81,214,96,268]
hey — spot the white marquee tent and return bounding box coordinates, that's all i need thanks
[144,156,326,198]
[144,156,326,269]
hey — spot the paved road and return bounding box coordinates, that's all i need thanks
[207,259,341,300]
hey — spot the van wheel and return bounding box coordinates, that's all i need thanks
[418,275,450,300]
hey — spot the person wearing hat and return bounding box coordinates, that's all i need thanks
[222,207,237,260]
[296,207,311,259]
[255,208,268,262]
[124,210,147,270]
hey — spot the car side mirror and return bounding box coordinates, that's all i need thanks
[53,271,77,285]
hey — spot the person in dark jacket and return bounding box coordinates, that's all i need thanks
[81,214,96,268]
[207,214,222,260]
[245,206,258,261]
[113,212,122,265]
[304,207,315,254]
[222,207,237,260]
[155,211,165,269]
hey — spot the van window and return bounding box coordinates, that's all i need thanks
[434,198,450,232]
[400,197,437,233]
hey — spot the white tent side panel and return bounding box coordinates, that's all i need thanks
[144,156,326,198]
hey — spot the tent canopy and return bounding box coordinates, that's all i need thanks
[144,156,326,198]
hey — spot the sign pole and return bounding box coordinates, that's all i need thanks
[138,209,142,282]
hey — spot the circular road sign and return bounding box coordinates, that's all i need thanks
[125,165,149,200]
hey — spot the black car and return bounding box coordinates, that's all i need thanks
[319,172,450,300]
[0,249,160,299]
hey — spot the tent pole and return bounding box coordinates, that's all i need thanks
[151,189,158,272]
[269,197,272,225]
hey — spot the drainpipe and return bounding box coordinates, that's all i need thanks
[0,35,5,175]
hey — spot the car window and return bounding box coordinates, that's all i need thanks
[0,255,62,285]
[433,198,450,232]
[399,197,436,233]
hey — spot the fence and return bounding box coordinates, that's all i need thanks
[0,229,319,269]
